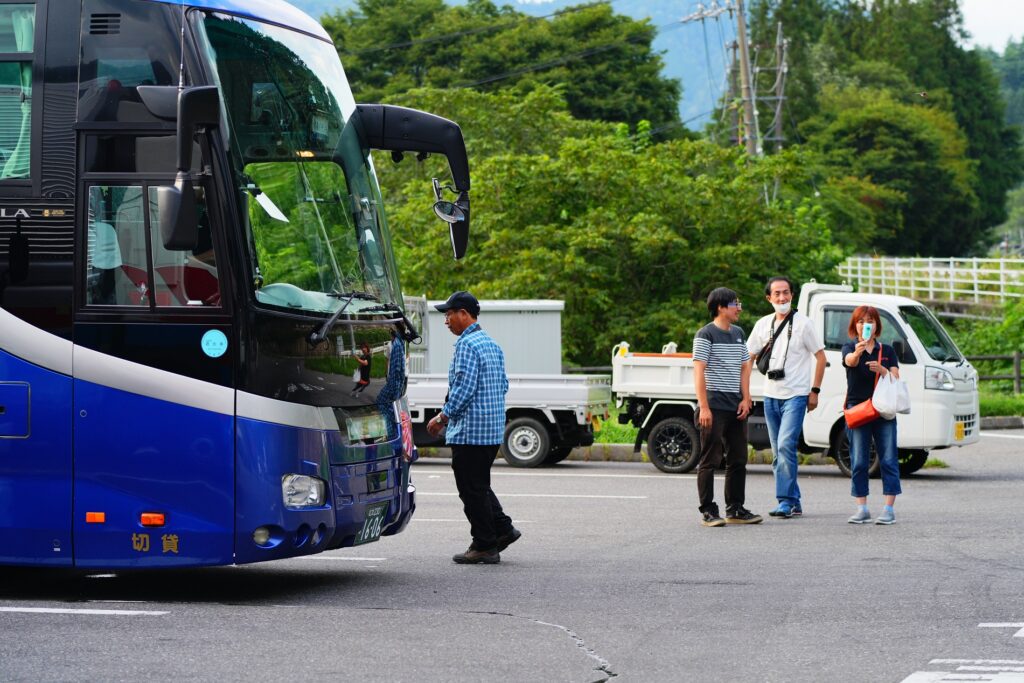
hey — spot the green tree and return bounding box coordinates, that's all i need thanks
[323,0,682,132]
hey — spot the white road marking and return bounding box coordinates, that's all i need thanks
[412,518,533,523]
[0,607,168,616]
[903,660,1024,682]
[980,623,1024,637]
[981,433,1024,440]
[417,492,647,500]
[932,661,1024,666]
[493,471,695,480]
[297,556,387,562]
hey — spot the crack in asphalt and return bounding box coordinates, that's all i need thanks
[467,610,618,680]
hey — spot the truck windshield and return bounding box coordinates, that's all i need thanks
[197,12,400,314]
[899,305,963,362]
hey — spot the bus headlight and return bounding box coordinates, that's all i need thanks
[924,366,955,391]
[282,474,327,508]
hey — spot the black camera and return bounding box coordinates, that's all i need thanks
[767,369,786,380]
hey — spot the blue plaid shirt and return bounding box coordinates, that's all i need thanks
[442,323,509,445]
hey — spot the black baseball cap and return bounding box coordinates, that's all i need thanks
[434,290,480,317]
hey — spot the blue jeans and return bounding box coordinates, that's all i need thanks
[764,395,807,506]
[847,417,901,498]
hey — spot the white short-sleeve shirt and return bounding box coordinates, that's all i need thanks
[746,311,824,399]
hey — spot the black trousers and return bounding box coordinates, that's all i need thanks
[697,409,749,514]
[450,444,514,551]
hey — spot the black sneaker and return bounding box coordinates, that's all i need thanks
[726,508,763,525]
[452,546,500,564]
[496,528,521,552]
[701,511,726,527]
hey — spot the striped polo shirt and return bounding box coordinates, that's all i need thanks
[692,322,750,411]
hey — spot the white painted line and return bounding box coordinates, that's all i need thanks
[979,623,1024,637]
[297,556,387,562]
[933,662,1024,666]
[0,607,168,616]
[958,667,1024,673]
[493,472,695,480]
[981,433,1024,440]
[418,492,647,500]
[412,518,534,523]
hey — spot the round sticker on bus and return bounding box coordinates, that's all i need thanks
[201,329,228,358]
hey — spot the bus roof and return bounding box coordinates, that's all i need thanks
[144,0,330,41]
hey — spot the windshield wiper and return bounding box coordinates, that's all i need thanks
[307,290,379,345]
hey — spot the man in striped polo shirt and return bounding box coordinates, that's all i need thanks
[693,287,762,527]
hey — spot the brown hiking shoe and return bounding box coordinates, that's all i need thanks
[496,528,522,552]
[452,547,500,564]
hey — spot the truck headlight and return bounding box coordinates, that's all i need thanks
[282,474,326,508]
[924,366,954,391]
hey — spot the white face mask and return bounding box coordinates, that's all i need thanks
[772,301,792,315]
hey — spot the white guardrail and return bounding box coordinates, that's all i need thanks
[837,256,1024,305]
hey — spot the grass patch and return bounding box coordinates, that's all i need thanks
[923,458,949,469]
[979,391,1024,417]
[594,406,639,444]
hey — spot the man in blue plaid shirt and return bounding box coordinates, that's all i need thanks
[426,291,520,564]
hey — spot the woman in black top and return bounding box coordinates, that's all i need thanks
[842,306,901,525]
[352,342,372,395]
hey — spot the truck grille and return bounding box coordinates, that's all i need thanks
[956,413,977,438]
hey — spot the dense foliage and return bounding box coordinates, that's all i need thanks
[322,0,682,133]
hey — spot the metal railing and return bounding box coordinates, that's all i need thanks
[837,257,1024,305]
[967,352,1023,394]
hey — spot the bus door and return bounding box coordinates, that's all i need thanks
[72,165,236,567]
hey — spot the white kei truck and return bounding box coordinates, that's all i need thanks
[403,298,611,467]
[612,283,981,476]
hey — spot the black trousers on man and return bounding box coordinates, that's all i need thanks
[696,409,749,514]
[450,444,514,551]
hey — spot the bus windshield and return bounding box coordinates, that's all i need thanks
[899,305,963,362]
[198,12,400,313]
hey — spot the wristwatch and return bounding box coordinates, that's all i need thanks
[810,387,821,394]
[435,413,449,425]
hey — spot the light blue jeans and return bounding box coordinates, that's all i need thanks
[847,416,901,498]
[764,395,807,507]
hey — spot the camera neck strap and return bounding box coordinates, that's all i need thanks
[768,311,795,371]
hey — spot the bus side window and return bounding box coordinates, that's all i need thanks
[86,185,148,306]
[148,185,220,307]
[0,4,36,180]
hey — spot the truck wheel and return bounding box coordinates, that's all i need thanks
[544,447,573,465]
[899,449,929,476]
[501,417,551,468]
[647,417,701,474]
[831,428,880,478]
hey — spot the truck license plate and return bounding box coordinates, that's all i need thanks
[355,501,389,545]
[954,421,965,441]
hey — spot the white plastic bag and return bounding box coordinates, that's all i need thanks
[872,374,910,419]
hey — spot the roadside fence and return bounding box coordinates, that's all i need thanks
[837,256,1024,307]
[967,352,1023,394]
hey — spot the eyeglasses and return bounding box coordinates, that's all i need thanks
[727,301,742,309]
[444,309,463,319]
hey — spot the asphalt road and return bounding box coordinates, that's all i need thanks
[1,431,1023,682]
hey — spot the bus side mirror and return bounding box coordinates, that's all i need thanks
[154,86,220,250]
[356,104,471,259]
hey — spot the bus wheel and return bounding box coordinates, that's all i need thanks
[899,449,929,476]
[647,417,700,474]
[544,447,573,465]
[501,417,550,468]
[831,427,880,478]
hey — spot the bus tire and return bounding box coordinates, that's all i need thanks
[831,426,880,478]
[647,417,701,474]
[501,417,551,468]
[899,449,929,476]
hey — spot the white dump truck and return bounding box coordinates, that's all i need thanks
[612,282,980,476]
[404,298,611,467]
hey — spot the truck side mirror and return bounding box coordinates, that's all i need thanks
[356,104,471,259]
[141,86,220,250]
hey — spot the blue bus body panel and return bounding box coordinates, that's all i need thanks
[73,381,234,568]
[0,351,73,566]
[234,418,415,563]
[143,0,329,40]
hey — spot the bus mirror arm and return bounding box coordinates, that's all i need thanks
[154,87,221,251]
[356,104,471,260]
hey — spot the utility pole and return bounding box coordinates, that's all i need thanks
[734,0,759,156]
[773,22,787,148]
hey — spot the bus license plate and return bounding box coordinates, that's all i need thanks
[355,501,389,545]
[954,421,965,441]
